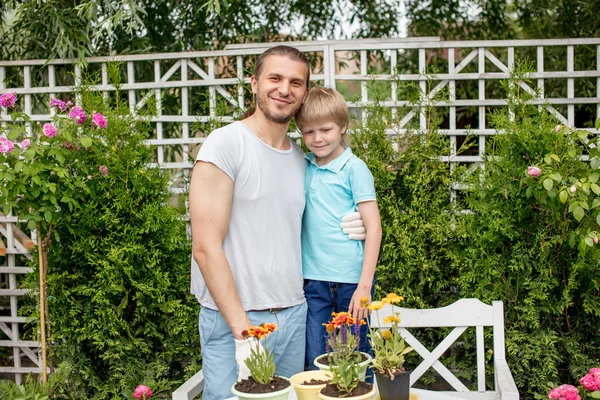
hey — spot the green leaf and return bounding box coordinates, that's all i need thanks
[573,206,585,222]
[591,391,600,399]
[585,237,594,246]
[550,154,560,162]
[14,161,23,172]
[548,173,562,182]
[559,190,568,204]
[595,117,600,131]
[27,219,36,231]
[577,130,589,141]
[592,183,600,195]
[592,199,600,209]
[32,175,41,185]
[543,178,553,191]
[80,136,93,148]
[597,213,600,226]
[7,128,20,140]
[590,173,599,183]
[592,158,600,169]
[44,210,52,222]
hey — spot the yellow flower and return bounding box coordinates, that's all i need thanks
[382,293,404,304]
[381,329,392,340]
[360,297,370,307]
[367,301,384,310]
[383,315,401,324]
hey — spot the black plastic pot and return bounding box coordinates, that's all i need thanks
[375,371,410,400]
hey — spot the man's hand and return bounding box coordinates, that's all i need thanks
[341,212,366,240]
[234,337,262,381]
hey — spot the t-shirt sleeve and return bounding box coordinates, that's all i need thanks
[195,127,239,180]
[349,160,376,204]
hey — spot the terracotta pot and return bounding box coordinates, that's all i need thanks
[290,370,333,400]
[374,371,410,400]
[317,384,377,400]
[313,352,372,381]
[231,376,293,400]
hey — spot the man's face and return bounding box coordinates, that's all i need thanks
[251,55,309,124]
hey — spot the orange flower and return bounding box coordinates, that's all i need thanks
[244,323,278,339]
[331,312,356,327]
[324,322,336,333]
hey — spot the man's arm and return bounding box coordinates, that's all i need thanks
[348,200,382,320]
[189,161,250,339]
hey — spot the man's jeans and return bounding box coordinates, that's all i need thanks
[304,279,373,383]
[199,302,307,400]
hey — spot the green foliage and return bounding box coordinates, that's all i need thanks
[453,62,600,398]
[0,363,82,400]
[20,64,199,399]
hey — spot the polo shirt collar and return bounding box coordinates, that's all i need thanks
[304,147,353,173]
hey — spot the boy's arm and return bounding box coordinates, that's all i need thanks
[189,161,251,339]
[348,200,382,320]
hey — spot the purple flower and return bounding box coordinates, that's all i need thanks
[50,98,68,112]
[99,165,109,176]
[69,106,87,124]
[0,92,17,109]
[0,137,15,154]
[340,325,347,345]
[527,166,541,177]
[20,139,31,149]
[92,113,108,128]
[43,123,57,138]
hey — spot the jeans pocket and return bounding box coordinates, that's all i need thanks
[303,279,313,290]
[199,307,217,348]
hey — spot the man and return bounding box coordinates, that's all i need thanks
[189,45,365,400]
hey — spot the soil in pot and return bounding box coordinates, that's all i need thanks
[316,353,369,366]
[301,379,330,385]
[234,376,291,394]
[320,382,373,397]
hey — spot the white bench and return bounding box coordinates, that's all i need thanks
[173,298,519,400]
[375,298,519,400]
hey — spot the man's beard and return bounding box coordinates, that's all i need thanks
[256,92,302,124]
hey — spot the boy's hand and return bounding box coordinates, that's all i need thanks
[348,287,371,321]
[341,212,366,240]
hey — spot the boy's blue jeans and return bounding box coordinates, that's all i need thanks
[199,302,307,400]
[304,279,374,383]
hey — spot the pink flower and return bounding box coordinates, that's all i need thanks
[595,237,599,245]
[92,113,108,128]
[0,137,15,154]
[549,384,581,400]
[133,384,152,399]
[591,368,600,379]
[87,175,92,180]
[68,106,87,124]
[0,92,17,108]
[98,165,109,176]
[528,166,541,177]
[580,373,600,391]
[50,98,68,112]
[64,141,72,149]
[43,123,57,138]
[21,139,31,149]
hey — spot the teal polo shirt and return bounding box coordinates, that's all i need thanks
[301,148,376,283]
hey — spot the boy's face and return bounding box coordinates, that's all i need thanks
[300,119,346,166]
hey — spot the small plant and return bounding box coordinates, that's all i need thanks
[241,323,278,385]
[323,312,366,395]
[363,293,414,380]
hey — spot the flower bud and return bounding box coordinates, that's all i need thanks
[570,185,577,193]
[527,166,541,177]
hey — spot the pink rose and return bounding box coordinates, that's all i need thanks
[548,384,580,400]
[0,92,17,108]
[20,139,31,149]
[92,113,108,128]
[528,166,541,177]
[595,237,599,245]
[43,123,57,138]
[580,373,600,391]
[98,165,109,176]
[0,137,15,154]
[133,384,152,399]
[68,106,87,124]
[49,98,68,112]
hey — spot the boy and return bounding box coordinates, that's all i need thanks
[296,87,382,374]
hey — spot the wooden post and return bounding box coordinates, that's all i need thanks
[36,225,47,383]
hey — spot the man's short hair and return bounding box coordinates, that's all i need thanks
[295,86,349,132]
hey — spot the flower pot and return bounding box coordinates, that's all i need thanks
[314,352,372,381]
[374,371,410,400]
[231,376,293,400]
[290,370,333,400]
[317,383,376,400]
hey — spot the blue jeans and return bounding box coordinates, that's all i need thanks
[304,279,373,383]
[199,302,308,400]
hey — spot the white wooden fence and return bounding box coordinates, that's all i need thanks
[1,37,600,382]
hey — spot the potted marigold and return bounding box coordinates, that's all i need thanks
[364,293,414,400]
[231,323,293,400]
[315,312,375,400]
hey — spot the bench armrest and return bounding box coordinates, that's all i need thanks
[495,359,519,400]
[172,369,204,400]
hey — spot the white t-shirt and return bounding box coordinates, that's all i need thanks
[191,121,307,311]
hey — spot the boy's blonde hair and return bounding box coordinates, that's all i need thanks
[296,87,349,133]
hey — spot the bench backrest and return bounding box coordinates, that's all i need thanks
[372,298,506,392]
